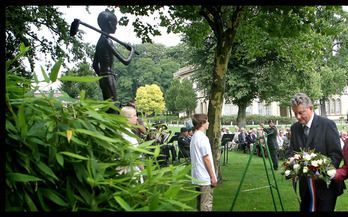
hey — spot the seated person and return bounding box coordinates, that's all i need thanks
[238,128,248,153]
[246,128,257,153]
[178,127,190,159]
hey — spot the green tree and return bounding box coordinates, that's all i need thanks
[5,6,88,78]
[114,43,181,105]
[176,79,197,117]
[136,84,165,116]
[165,79,181,114]
[165,79,197,116]
[190,6,348,127]
[59,62,103,100]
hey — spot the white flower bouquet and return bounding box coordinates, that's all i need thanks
[281,149,336,187]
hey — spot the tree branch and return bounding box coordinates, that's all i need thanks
[200,6,218,37]
[225,6,246,43]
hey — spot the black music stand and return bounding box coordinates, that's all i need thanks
[221,134,234,165]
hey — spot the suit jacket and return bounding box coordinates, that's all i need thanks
[288,113,344,199]
[263,126,278,150]
[246,133,257,145]
[238,132,247,144]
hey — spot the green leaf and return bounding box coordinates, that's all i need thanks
[41,188,68,207]
[35,160,59,181]
[37,189,50,211]
[59,151,88,160]
[33,72,39,83]
[59,75,101,83]
[19,42,29,53]
[40,66,50,82]
[6,173,42,182]
[17,104,27,137]
[154,145,160,158]
[56,153,64,167]
[79,90,86,100]
[6,119,17,133]
[24,192,38,211]
[74,129,119,144]
[114,195,132,211]
[49,58,63,82]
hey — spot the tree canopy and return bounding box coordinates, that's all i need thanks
[5,6,90,78]
[136,84,165,116]
[165,79,197,116]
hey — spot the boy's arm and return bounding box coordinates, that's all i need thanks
[203,155,217,187]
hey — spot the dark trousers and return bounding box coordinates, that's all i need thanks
[268,148,278,170]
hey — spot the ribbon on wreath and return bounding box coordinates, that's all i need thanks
[292,176,317,211]
[307,176,317,212]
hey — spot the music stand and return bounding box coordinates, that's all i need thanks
[221,134,234,165]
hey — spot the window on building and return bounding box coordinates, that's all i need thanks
[330,99,335,114]
[325,100,330,114]
[335,98,341,114]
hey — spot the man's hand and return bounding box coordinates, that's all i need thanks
[211,176,218,188]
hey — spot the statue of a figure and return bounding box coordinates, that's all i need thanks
[93,9,135,113]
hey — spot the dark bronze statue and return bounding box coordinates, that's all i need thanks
[70,9,137,113]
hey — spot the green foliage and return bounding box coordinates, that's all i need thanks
[136,84,166,116]
[189,6,348,126]
[59,62,103,100]
[114,43,182,105]
[166,79,197,116]
[6,46,198,211]
[165,80,180,114]
[5,6,88,78]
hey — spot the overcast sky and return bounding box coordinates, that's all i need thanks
[58,6,182,47]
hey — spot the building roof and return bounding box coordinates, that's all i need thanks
[174,65,198,78]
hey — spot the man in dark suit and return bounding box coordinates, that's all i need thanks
[238,128,248,153]
[261,120,279,170]
[287,93,344,211]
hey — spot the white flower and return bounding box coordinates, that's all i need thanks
[289,157,295,163]
[303,153,312,161]
[311,160,319,167]
[303,166,309,173]
[293,164,300,172]
[327,169,336,179]
[323,158,327,164]
[285,170,291,176]
[310,153,317,158]
[294,154,301,160]
[317,159,323,165]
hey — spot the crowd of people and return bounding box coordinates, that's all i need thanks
[222,124,292,164]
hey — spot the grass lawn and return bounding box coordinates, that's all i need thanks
[213,151,348,211]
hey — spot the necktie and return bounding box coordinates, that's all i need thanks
[303,125,309,145]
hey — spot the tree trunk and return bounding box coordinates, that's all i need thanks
[204,6,246,182]
[320,98,327,117]
[206,54,227,182]
[236,103,247,128]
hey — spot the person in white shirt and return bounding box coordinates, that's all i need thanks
[190,114,217,211]
[119,106,144,183]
